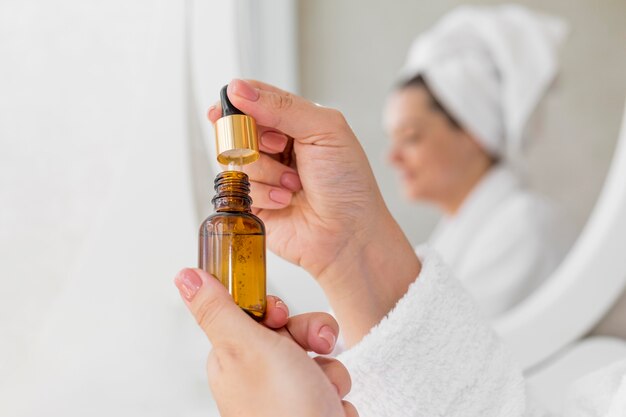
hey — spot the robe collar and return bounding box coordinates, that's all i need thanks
[429,164,522,269]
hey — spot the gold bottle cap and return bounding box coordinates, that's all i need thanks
[214,85,260,165]
[214,114,259,165]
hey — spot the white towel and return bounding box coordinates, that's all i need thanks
[564,360,626,417]
[399,5,567,160]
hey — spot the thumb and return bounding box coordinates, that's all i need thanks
[226,79,347,144]
[174,268,258,347]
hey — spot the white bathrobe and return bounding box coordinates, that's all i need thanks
[338,248,626,417]
[428,165,571,317]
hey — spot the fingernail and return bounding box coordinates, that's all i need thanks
[207,105,219,120]
[269,188,292,205]
[260,131,288,152]
[230,79,259,102]
[280,172,302,192]
[175,269,203,301]
[274,298,289,317]
[318,325,337,351]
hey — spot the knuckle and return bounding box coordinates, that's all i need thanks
[268,91,295,110]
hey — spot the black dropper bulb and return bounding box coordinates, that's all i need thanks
[220,84,244,117]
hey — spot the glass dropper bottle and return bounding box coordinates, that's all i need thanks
[198,85,266,319]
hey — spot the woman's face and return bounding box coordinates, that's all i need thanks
[384,86,487,203]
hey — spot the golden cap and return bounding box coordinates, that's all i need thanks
[214,114,259,165]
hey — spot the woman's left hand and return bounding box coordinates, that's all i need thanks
[174,268,358,417]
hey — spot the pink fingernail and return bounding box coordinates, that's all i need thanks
[230,79,259,102]
[318,325,337,351]
[260,131,288,152]
[280,172,302,192]
[274,298,289,317]
[175,269,203,301]
[207,105,219,120]
[269,189,292,205]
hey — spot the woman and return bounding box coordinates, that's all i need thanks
[385,5,572,317]
[177,78,626,417]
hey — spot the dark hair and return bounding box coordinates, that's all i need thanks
[397,75,461,130]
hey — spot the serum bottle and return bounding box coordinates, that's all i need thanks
[198,85,266,319]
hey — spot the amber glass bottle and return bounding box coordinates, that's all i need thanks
[198,171,266,319]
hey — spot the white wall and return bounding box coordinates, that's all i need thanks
[0,1,323,415]
[298,0,626,245]
[0,1,236,415]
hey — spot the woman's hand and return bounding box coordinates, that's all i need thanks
[209,79,421,345]
[209,79,382,280]
[174,268,358,417]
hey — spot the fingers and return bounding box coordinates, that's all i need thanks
[343,401,359,417]
[210,102,289,155]
[314,357,352,398]
[174,268,258,347]
[262,298,339,356]
[244,153,301,192]
[207,79,294,124]
[258,129,289,154]
[261,295,290,329]
[282,312,339,355]
[225,79,345,143]
[242,153,302,210]
[249,180,293,209]
[250,181,293,209]
[238,79,292,95]
[207,104,220,124]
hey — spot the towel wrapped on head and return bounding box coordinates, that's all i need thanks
[400,4,568,161]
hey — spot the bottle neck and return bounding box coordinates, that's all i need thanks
[212,171,252,213]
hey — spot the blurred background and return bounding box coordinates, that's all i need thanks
[299,0,626,243]
[0,0,625,416]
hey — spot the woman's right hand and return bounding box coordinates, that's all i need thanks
[209,79,421,345]
[209,79,384,280]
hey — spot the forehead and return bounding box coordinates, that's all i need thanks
[384,86,433,133]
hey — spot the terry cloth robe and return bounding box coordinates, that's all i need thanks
[338,247,626,417]
[428,165,571,317]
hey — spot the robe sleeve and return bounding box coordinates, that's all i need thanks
[337,247,545,417]
[563,359,626,417]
